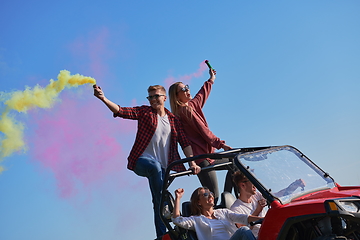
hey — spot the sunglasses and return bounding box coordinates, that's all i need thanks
[178,85,190,93]
[202,191,214,198]
[146,94,165,100]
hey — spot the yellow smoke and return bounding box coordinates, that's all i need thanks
[0,70,96,173]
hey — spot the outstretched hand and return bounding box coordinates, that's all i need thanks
[295,179,306,190]
[93,85,105,100]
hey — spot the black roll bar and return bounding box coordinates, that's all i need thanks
[159,147,272,239]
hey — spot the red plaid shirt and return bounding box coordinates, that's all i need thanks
[114,105,189,172]
[178,80,225,165]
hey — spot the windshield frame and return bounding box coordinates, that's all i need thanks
[234,145,336,205]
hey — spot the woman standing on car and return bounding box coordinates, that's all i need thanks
[168,66,232,204]
[172,187,261,240]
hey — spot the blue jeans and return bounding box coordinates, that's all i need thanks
[230,226,256,240]
[134,157,166,238]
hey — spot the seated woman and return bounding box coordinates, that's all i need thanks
[171,187,263,240]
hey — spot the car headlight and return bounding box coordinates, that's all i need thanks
[325,198,360,214]
[338,201,360,213]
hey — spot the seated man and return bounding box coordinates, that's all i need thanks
[231,171,306,238]
[230,171,267,238]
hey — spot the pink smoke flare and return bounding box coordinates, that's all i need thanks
[29,93,137,198]
[164,61,208,89]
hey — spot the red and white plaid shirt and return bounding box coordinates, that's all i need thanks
[114,105,189,172]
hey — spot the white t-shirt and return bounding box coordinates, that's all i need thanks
[141,114,171,168]
[230,191,267,237]
[208,218,231,240]
[172,209,248,240]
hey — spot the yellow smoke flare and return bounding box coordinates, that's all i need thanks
[0,70,96,173]
[0,113,25,158]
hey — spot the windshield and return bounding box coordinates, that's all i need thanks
[236,146,336,204]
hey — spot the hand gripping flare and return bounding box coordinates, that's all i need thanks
[205,60,213,69]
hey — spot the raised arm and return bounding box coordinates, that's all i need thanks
[172,188,185,218]
[93,85,120,114]
[274,179,306,197]
[252,198,267,216]
[189,68,216,109]
[229,210,264,226]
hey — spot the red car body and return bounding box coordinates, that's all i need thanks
[159,146,360,240]
[259,185,360,239]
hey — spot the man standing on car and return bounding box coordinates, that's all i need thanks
[231,171,267,238]
[93,84,201,238]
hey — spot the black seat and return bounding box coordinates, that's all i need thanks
[218,191,236,209]
[176,201,197,240]
[182,201,192,217]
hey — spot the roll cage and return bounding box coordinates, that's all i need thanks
[159,147,272,240]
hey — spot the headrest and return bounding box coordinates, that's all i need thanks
[220,191,236,209]
[182,201,192,217]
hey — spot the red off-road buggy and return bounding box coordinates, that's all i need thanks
[158,145,360,240]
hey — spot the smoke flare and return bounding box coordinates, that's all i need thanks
[164,61,208,89]
[0,70,96,172]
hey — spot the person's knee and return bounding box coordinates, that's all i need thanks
[136,157,162,176]
[239,226,251,231]
[232,226,255,240]
[238,226,255,238]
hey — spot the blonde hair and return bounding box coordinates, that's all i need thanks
[168,82,192,118]
[148,85,166,94]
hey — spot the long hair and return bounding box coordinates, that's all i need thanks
[168,82,193,119]
[168,82,183,116]
[190,187,209,216]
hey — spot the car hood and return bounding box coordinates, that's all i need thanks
[290,185,360,203]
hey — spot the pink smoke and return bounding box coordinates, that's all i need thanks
[164,61,208,89]
[29,93,137,198]
[31,27,150,199]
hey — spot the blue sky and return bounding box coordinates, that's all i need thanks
[1,1,360,239]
